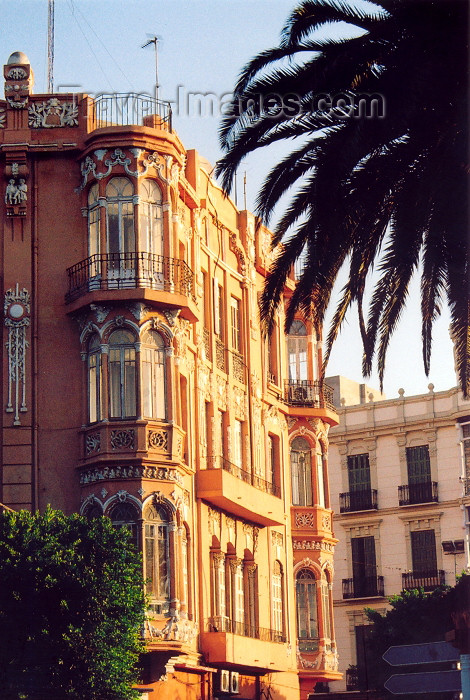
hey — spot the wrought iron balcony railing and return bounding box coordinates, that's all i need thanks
[65,252,195,303]
[207,616,286,642]
[208,455,281,498]
[90,93,172,130]
[402,569,446,592]
[398,481,438,506]
[342,575,384,599]
[284,380,335,411]
[340,489,378,513]
[215,337,226,372]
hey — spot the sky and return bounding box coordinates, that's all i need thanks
[0,0,457,398]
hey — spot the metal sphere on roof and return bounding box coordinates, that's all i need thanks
[6,51,30,65]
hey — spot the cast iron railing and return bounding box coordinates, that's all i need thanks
[342,575,384,599]
[284,380,335,411]
[340,489,378,513]
[402,569,445,591]
[90,93,172,130]
[208,456,281,498]
[398,481,438,506]
[66,252,195,303]
[207,616,286,642]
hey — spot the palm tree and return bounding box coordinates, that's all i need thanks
[216,0,469,395]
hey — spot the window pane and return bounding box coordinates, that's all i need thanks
[88,352,100,423]
[107,202,120,255]
[406,446,431,483]
[123,348,136,417]
[348,453,371,491]
[316,452,325,507]
[411,530,437,572]
[109,348,122,417]
[291,439,312,506]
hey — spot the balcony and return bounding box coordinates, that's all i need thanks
[78,420,186,484]
[197,457,283,526]
[284,379,334,408]
[284,380,338,425]
[65,252,197,318]
[89,93,172,131]
[342,576,385,599]
[201,617,289,672]
[340,489,378,513]
[398,481,438,506]
[207,616,285,642]
[402,569,446,592]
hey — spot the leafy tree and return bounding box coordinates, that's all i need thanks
[0,507,146,700]
[364,584,459,697]
[216,0,469,395]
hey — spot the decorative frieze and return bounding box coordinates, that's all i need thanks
[79,464,183,485]
[77,148,182,191]
[293,539,335,552]
[4,284,30,425]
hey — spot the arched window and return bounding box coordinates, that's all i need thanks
[296,569,318,651]
[287,319,308,381]
[291,436,312,506]
[108,329,136,418]
[106,177,135,255]
[144,503,171,615]
[272,561,284,640]
[87,333,101,423]
[141,330,166,420]
[109,501,139,548]
[83,502,102,519]
[140,180,163,256]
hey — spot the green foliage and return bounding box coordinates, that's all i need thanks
[0,507,146,700]
[364,586,455,696]
[216,0,469,395]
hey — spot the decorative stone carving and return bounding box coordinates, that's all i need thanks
[233,386,246,420]
[150,613,198,643]
[148,429,169,451]
[293,539,335,552]
[0,108,5,127]
[85,432,101,456]
[110,429,135,450]
[28,98,78,128]
[286,417,298,430]
[4,284,30,425]
[229,231,246,276]
[5,177,27,205]
[208,507,221,534]
[322,514,331,530]
[7,67,27,80]
[295,512,316,528]
[90,303,110,323]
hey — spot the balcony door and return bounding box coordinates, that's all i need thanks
[348,453,372,510]
[411,530,437,576]
[406,445,432,503]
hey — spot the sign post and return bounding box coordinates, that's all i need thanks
[383,641,461,696]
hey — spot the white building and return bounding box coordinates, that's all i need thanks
[326,381,470,695]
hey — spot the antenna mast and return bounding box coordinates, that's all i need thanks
[142,36,159,102]
[47,0,54,93]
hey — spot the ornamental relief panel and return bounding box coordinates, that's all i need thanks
[4,284,30,425]
[28,98,78,128]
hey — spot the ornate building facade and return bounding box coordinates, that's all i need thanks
[0,52,340,699]
[326,381,470,697]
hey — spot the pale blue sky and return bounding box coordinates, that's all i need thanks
[0,0,457,397]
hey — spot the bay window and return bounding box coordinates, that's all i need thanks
[108,329,137,419]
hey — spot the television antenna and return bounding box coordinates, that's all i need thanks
[47,0,55,93]
[142,35,160,102]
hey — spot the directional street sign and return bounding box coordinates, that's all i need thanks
[384,669,461,695]
[383,641,460,666]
